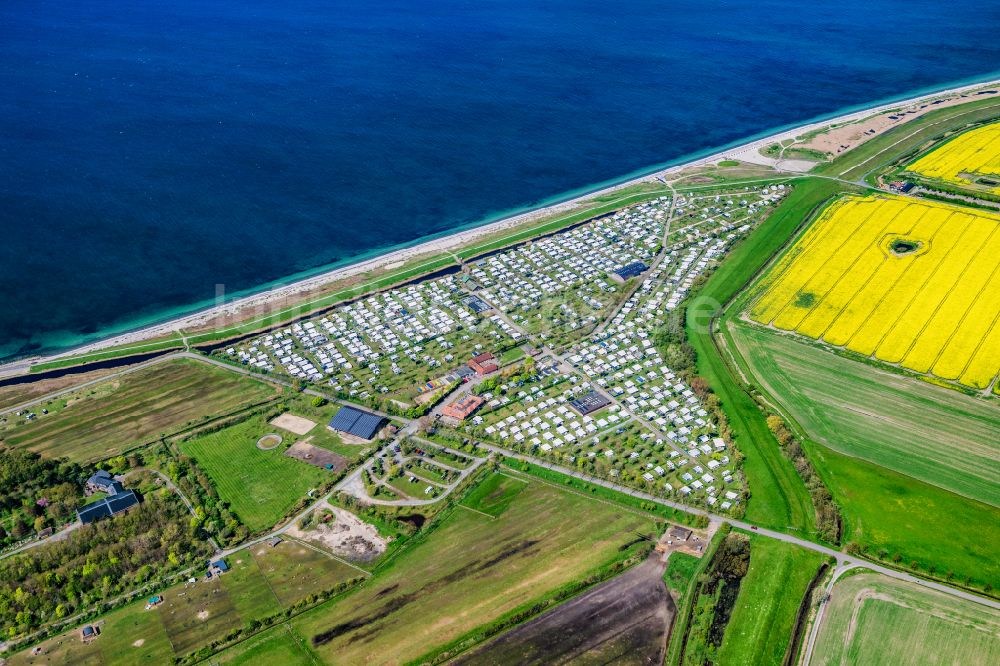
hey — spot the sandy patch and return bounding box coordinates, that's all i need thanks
[270,413,316,436]
[256,433,282,450]
[132,639,145,647]
[285,441,349,471]
[385,261,404,270]
[287,502,388,562]
[798,89,1000,156]
[197,610,210,620]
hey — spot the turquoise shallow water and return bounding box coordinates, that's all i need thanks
[2,0,999,361]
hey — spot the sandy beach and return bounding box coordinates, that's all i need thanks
[8,75,1000,374]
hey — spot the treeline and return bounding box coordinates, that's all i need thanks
[765,416,841,544]
[0,448,88,547]
[0,493,211,637]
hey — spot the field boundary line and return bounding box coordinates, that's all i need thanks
[457,504,497,519]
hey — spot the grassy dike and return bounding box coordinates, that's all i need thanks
[685,177,856,534]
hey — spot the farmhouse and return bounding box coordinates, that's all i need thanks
[441,395,485,421]
[86,469,118,495]
[208,559,230,577]
[668,526,693,541]
[327,406,387,440]
[77,474,139,525]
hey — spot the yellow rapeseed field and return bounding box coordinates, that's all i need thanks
[906,122,1000,195]
[749,194,1000,390]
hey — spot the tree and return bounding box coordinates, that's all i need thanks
[311,396,327,408]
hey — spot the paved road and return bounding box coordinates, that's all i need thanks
[799,561,866,666]
[471,438,1000,611]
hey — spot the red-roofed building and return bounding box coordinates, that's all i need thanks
[468,352,499,376]
[441,395,485,420]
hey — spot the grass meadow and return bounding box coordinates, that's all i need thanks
[180,416,329,532]
[728,322,1000,507]
[716,535,825,665]
[810,573,1000,666]
[806,440,1000,592]
[0,359,278,462]
[7,541,357,665]
[289,472,656,665]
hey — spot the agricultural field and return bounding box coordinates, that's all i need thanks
[179,415,331,532]
[905,121,1000,195]
[213,626,320,665]
[715,535,825,665]
[0,359,279,462]
[727,322,1000,507]
[7,541,358,665]
[748,194,1000,391]
[809,572,1000,666]
[805,440,1000,592]
[289,472,656,665]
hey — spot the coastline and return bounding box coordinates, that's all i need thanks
[8,72,1000,373]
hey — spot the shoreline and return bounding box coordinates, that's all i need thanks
[7,72,1000,373]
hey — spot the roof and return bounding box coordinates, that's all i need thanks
[327,406,386,440]
[613,261,649,281]
[211,559,229,572]
[78,490,139,525]
[471,352,495,363]
[568,390,612,416]
[87,469,113,486]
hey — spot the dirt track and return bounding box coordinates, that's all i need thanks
[450,555,673,666]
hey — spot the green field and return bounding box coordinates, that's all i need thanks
[286,473,655,665]
[460,471,527,517]
[215,626,320,665]
[180,416,330,532]
[686,177,859,534]
[810,573,1000,666]
[664,552,701,594]
[0,359,278,462]
[716,535,825,665]
[727,322,1000,507]
[7,541,358,665]
[805,441,1000,592]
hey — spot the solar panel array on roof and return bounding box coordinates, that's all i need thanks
[78,490,139,525]
[568,390,612,416]
[328,406,386,439]
[613,261,649,281]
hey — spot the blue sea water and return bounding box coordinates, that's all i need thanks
[2,0,999,361]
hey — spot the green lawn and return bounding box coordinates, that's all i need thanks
[663,552,701,594]
[460,471,527,517]
[180,416,329,532]
[1,358,278,462]
[726,322,1000,507]
[687,177,857,534]
[806,440,1000,593]
[716,535,826,665]
[288,473,656,665]
[810,572,1000,666]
